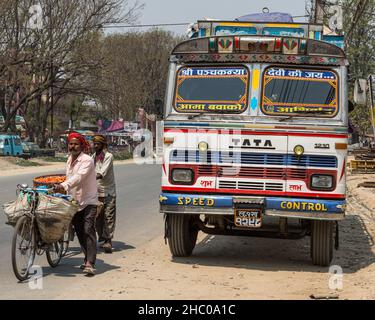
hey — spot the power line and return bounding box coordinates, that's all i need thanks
[103,22,190,29]
[0,13,334,32]
[0,22,190,31]
[102,15,310,29]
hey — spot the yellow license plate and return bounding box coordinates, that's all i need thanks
[234,208,262,228]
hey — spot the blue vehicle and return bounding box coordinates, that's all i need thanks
[0,134,24,157]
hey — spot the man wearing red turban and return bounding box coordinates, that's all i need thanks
[67,132,90,153]
[54,132,98,276]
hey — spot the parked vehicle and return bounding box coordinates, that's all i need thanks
[0,134,24,157]
[160,13,348,266]
[21,142,31,159]
[24,142,56,158]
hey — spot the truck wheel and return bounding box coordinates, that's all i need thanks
[311,220,334,266]
[167,214,198,257]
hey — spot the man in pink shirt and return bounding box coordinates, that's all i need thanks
[54,132,98,276]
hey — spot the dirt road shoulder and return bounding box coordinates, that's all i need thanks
[0,158,134,177]
[57,174,375,300]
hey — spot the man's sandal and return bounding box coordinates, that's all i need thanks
[83,266,95,276]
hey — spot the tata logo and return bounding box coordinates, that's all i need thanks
[231,138,275,150]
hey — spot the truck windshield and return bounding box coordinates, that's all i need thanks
[261,67,338,117]
[174,66,249,114]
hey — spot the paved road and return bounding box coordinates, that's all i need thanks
[0,163,162,299]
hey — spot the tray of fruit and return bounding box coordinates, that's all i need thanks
[33,174,66,188]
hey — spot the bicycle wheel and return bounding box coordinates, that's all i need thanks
[60,230,69,256]
[12,215,36,281]
[61,224,74,256]
[46,240,64,267]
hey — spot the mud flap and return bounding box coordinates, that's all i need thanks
[164,214,170,244]
[335,221,339,250]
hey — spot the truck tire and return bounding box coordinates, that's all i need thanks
[311,220,334,266]
[167,214,198,257]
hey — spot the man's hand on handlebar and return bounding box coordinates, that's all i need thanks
[96,173,103,180]
[53,184,65,193]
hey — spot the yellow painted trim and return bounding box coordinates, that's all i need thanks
[243,124,275,129]
[219,22,255,27]
[264,23,302,28]
[335,143,347,150]
[264,102,336,107]
[252,69,260,91]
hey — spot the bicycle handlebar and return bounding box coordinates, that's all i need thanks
[16,184,55,194]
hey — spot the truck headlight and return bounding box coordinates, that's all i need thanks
[198,141,209,152]
[171,169,194,184]
[311,175,334,190]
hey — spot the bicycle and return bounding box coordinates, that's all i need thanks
[61,223,75,256]
[11,184,64,281]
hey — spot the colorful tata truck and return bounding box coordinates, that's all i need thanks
[159,15,348,266]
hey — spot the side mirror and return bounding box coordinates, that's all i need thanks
[154,99,163,116]
[353,78,367,106]
[348,100,355,113]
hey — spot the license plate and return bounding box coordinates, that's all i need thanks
[234,208,262,228]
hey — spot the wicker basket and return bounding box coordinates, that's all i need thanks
[33,174,67,189]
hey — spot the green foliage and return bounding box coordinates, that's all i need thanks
[113,150,133,161]
[40,156,67,162]
[342,0,375,133]
[343,0,375,80]
[12,158,41,167]
[350,104,372,135]
[96,30,182,120]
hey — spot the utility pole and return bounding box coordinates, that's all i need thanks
[314,0,325,24]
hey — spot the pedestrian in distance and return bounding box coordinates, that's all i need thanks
[54,132,98,276]
[92,135,117,254]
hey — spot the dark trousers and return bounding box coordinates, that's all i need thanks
[96,195,116,242]
[72,205,97,266]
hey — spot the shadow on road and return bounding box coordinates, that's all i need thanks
[42,256,120,278]
[110,241,135,253]
[171,214,375,274]
[40,241,135,279]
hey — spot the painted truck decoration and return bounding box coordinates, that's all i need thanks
[160,16,348,266]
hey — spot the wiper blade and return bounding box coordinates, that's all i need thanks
[188,112,207,119]
[279,115,295,122]
[278,109,332,122]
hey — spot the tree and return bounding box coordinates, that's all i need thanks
[95,29,181,120]
[342,0,375,135]
[0,0,144,146]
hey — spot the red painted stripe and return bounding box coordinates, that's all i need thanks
[168,164,337,187]
[234,37,240,50]
[164,129,347,138]
[340,159,346,181]
[162,163,166,175]
[163,187,217,193]
[161,186,345,199]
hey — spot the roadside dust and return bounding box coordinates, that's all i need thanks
[0,158,66,177]
[56,172,375,300]
[0,158,133,177]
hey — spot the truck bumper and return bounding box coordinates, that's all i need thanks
[159,193,346,221]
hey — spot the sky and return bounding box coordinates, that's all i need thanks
[123,0,309,35]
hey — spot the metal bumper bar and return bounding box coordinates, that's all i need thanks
[160,193,346,220]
